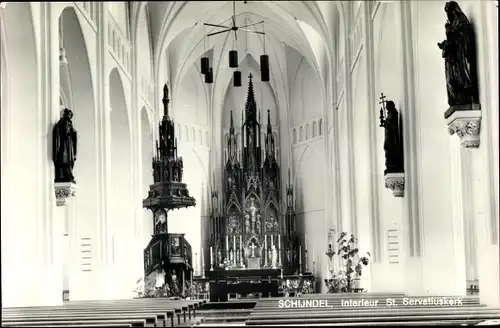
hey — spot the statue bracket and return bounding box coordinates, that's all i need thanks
[446,107,482,149]
[54,182,76,206]
[384,173,405,198]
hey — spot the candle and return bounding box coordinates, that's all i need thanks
[299,245,302,263]
[305,234,307,250]
[312,248,315,262]
[271,234,274,249]
[233,235,236,250]
[240,235,242,248]
[264,234,267,250]
[209,247,212,263]
[226,235,229,251]
[278,235,281,249]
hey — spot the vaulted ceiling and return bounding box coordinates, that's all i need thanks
[131,1,345,125]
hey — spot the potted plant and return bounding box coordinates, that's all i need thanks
[324,270,348,293]
[337,232,370,292]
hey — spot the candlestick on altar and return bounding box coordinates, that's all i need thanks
[182,270,185,295]
[233,235,236,266]
[299,245,302,275]
[226,235,229,258]
[264,235,268,266]
[194,253,198,276]
[272,245,277,269]
[304,248,309,273]
[209,246,213,271]
[280,267,284,279]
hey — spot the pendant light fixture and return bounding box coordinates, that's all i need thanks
[205,67,214,84]
[201,0,268,83]
[233,70,242,87]
[200,34,209,74]
[201,57,209,75]
[229,50,238,68]
[260,23,270,82]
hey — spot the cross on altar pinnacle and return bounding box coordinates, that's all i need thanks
[379,93,387,108]
[248,73,253,79]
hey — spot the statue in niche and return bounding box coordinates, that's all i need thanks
[286,232,299,273]
[53,108,77,183]
[245,214,251,234]
[437,1,479,112]
[379,99,404,175]
[256,213,262,235]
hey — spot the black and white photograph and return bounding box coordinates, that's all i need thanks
[1,1,499,326]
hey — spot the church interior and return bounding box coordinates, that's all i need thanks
[1,0,499,326]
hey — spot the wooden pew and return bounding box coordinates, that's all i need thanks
[2,298,206,327]
[246,294,500,326]
[3,305,174,327]
[1,318,147,327]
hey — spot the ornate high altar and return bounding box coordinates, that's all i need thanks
[198,74,314,301]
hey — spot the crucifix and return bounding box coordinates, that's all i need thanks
[379,93,387,127]
[249,242,257,257]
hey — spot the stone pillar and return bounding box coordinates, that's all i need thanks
[96,2,116,300]
[39,2,64,306]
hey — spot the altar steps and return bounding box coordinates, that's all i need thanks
[178,301,254,327]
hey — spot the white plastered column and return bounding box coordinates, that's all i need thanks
[464,0,499,306]
[96,1,116,299]
[40,1,66,306]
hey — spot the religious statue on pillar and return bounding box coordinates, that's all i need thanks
[437,1,480,117]
[53,108,77,183]
[379,96,404,175]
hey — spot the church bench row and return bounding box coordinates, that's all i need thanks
[249,306,498,317]
[2,312,162,327]
[2,299,205,327]
[243,320,494,327]
[1,319,147,327]
[245,311,500,326]
[250,306,491,316]
[3,299,205,316]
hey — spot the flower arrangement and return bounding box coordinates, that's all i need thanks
[325,270,348,293]
[325,232,370,293]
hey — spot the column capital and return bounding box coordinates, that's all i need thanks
[446,108,482,149]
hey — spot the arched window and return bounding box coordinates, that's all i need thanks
[198,129,202,145]
[319,119,323,136]
[299,126,304,142]
[205,131,209,146]
[306,124,310,140]
[293,129,297,144]
[184,126,189,141]
[191,127,196,143]
[312,121,317,138]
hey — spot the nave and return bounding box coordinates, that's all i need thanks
[1,1,499,326]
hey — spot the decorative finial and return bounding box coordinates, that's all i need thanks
[248,73,253,79]
[162,84,170,117]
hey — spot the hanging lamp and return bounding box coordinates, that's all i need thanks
[205,67,214,84]
[201,57,209,75]
[233,70,242,87]
[260,24,270,82]
[200,34,209,74]
[229,50,238,68]
[201,1,266,81]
